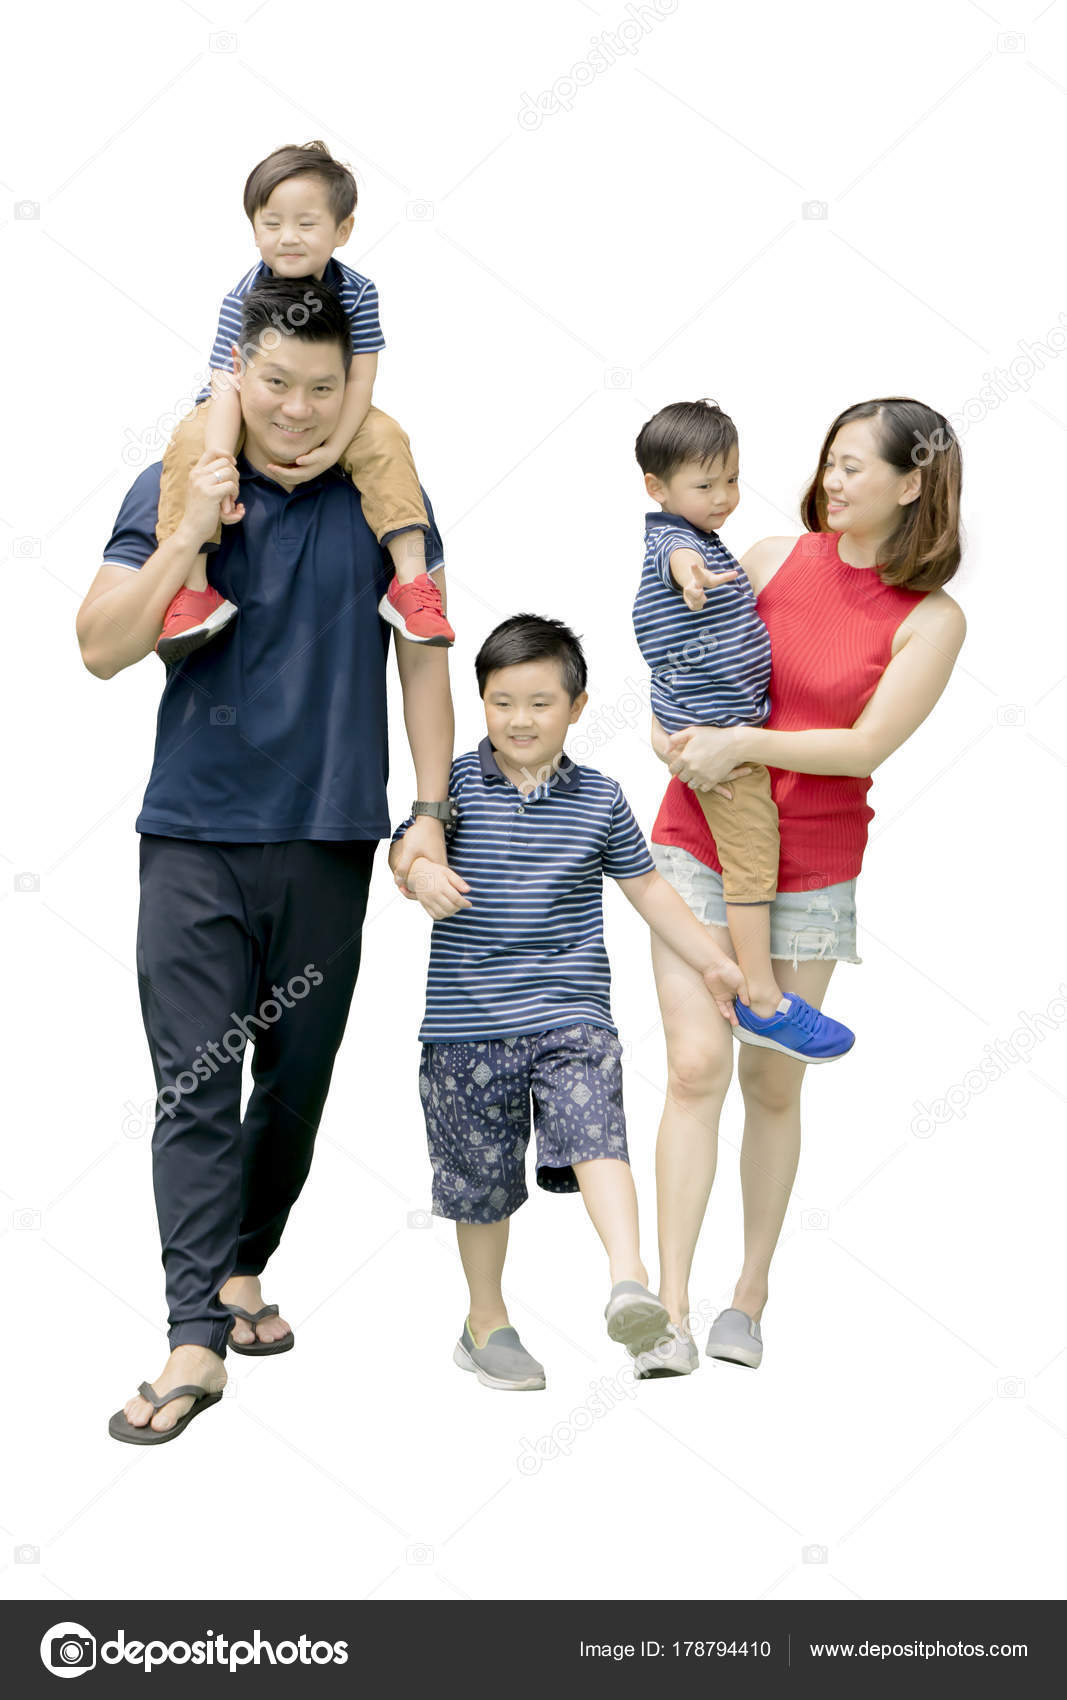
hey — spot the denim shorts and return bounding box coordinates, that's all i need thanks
[652,843,862,966]
[418,1023,629,1223]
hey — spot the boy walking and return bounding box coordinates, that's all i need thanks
[389,615,747,1386]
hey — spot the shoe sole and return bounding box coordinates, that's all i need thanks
[377,593,454,647]
[605,1297,672,1355]
[453,1341,545,1391]
[705,1342,762,1368]
[156,604,238,665]
[733,1027,852,1064]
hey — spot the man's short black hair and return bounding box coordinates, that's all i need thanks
[238,277,352,374]
[475,614,588,703]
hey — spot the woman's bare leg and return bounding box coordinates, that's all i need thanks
[649,923,736,1328]
[732,956,838,1322]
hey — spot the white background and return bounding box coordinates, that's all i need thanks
[2,0,1065,1604]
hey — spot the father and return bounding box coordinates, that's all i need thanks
[77,278,453,1442]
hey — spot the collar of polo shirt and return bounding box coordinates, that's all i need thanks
[478,736,582,797]
[645,509,700,532]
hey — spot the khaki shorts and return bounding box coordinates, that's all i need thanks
[693,762,780,904]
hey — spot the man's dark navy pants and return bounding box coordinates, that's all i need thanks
[136,834,376,1357]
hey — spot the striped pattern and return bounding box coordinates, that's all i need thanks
[392,738,655,1041]
[198,256,385,398]
[652,532,927,889]
[633,511,772,733]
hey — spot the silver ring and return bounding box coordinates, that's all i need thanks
[213,470,225,483]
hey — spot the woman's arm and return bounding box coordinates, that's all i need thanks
[666,592,967,789]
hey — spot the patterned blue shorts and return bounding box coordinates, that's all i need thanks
[418,1023,629,1223]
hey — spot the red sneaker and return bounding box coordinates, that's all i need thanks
[156,586,238,665]
[379,572,455,646]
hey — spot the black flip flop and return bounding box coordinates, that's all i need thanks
[224,1301,295,1357]
[108,1380,223,1445]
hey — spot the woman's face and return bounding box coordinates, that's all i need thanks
[822,419,920,539]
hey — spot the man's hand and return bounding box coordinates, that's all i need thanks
[267,443,339,483]
[402,856,472,919]
[702,956,748,1024]
[178,451,244,545]
[390,816,449,891]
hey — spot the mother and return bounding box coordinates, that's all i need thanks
[644,396,965,1374]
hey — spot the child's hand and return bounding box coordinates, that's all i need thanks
[400,857,472,919]
[702,957,748,1024]
[266,443,338,482]
[219,470,242,524]
[683,560,739,612]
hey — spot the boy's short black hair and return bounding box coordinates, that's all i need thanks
[635,399,738,482]
[238,277,352,375]
[244,140,357,225]
[475,615,588,703]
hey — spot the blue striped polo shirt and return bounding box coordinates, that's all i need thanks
[391,738,656,1042]
[633,511,772,734]
[197,256,385,399]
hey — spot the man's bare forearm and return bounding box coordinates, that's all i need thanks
[398,644,454,800]
[77,527,204,678]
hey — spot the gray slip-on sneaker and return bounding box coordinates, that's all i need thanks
[705,1307,763,1368]
[604,1280,671,1355]
[453,1320,546,1391]
[631,1323,700,1379]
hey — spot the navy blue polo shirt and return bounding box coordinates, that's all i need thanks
[633,511,771,735]
[391,737,655,1041]
[102,457,444,842]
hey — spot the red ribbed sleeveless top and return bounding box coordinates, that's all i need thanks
[651,532,927,889]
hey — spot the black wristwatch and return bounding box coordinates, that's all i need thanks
[412,797,458,837]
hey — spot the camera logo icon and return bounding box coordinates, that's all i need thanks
[15,1542,40,1563]
[604,367,632,390]
[406,1208,432,1229]
[12,1207,41,1230]
[406,1542,434,1564]
[15,871,40,892]
[995,703,1025,727]
[40,1623,96,1677]
[802,1543,828,1564]
[801,1208,829,1231]
[996,1376,1025,1399]
[802,200,829,220]
[209,30,237,52]
[14,536,41,557]
[15,200,40,220]
[406,199,434,221]
[209,705,236,726]
[996,32,1025,52]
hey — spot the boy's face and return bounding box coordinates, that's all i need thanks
[251,174,354,281]
[646,449,740,534]
[237,335,348,480]
[482,660,588,788]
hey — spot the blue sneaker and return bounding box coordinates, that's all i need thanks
[733,994,854,1063]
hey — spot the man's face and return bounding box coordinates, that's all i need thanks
[238,336,348,477]
[251,174,353,281]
